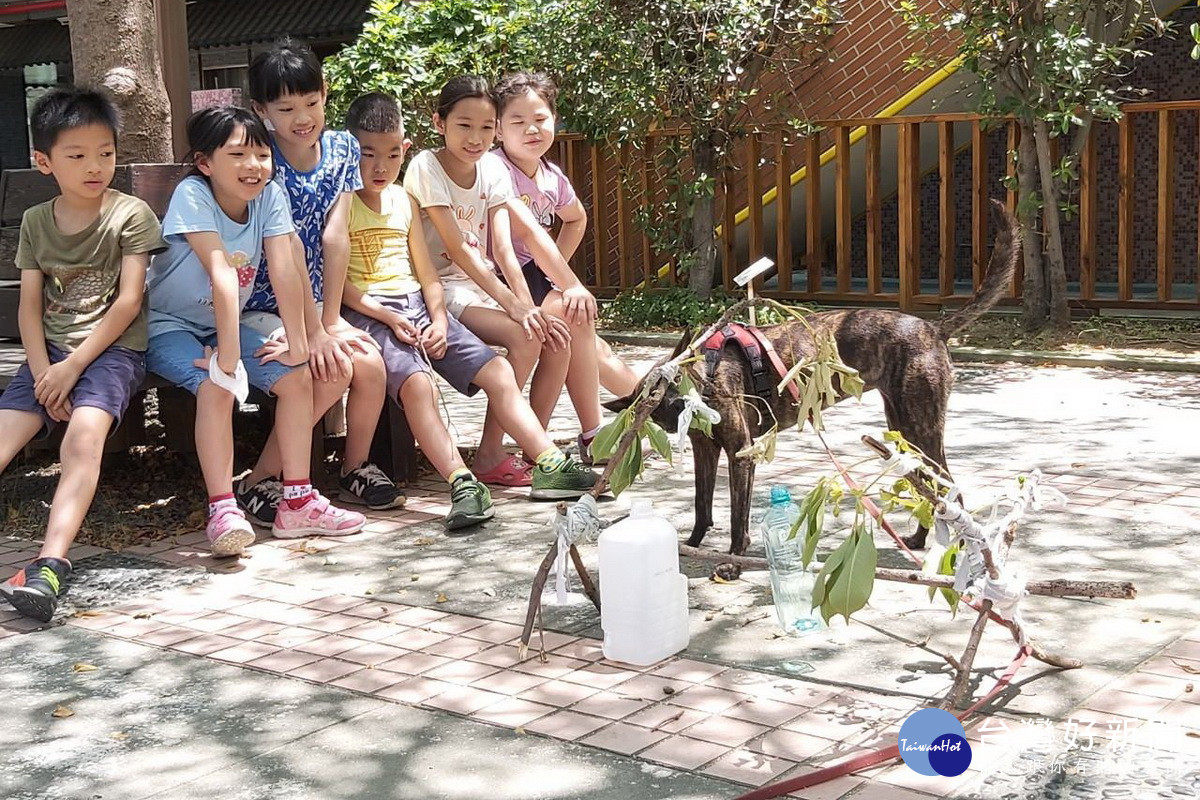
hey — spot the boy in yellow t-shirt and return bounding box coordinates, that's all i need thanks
[340,93,594,532]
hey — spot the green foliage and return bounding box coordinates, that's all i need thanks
[589,404,677,498]
[601,288,792,329]
[928,543,962,617]
[811,516,877,625]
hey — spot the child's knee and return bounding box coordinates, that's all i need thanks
[59,420,107,465]
[272,366,313,396]
[353,348,386,384]
[197,380,236,410]
[475,358,518,395]
[398,372,435,404]
[508,336,541,363]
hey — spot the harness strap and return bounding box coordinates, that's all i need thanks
[701,323,797,402]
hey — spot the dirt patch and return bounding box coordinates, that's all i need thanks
[948,314,1200,356]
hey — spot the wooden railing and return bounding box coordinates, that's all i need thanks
[551,101,1200,312]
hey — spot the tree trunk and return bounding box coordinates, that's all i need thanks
[68,0,173,164]
[688,129,718,299]
[1017,122,1048,331]
[1032,119,1070,329]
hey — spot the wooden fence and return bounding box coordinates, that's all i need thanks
[550,100,1200,312]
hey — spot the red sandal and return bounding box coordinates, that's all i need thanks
[474,454,533,487]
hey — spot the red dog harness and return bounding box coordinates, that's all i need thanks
[700,323,800,402]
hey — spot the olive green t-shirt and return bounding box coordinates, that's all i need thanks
[16,190,165,352]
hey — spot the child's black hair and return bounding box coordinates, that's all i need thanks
[493,72,559,117]
[185,106,272,177]
[248,37,323,104]
[346,92,403,136]
[29,86,121,154]
[435,76,495,120]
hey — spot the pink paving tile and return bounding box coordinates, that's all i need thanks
[388,627,450,650]
[470,669,548,697]
[209,641,282,665]
[640,736,731,771]
[1165,639,1200,661]
[288,658,363,684]
[331,668,407,695]
[517,679,602,707]
[551,639,605,662]
[560,662,642,689]
[256,625,325,649]
[246,649,321,673]
[1139,656,1200,681]
[1112,672,1193,701]
[468,643,526,669]
[650,658,727,683]
[172,634,243,656]
[512,655,591,680]
[751,727,838,761]
[376,676,456,704]
[107,619,169,639]
[667,684,749,714]
[610,673,684,701]
[528,631,579,651]
[625,704,710,734]
[422,685,507,716]
[377,651,455,676]
[137,625,200,648]
[299,613,368,634]
[221,618,286,640]
[343,602,400,620]
[1157,701,1200,730]
[233,599,303,624]
[569,691,651,721]
[342,620,407,643]
[1083,689,1173,720]
[523,710,612,741]
[382,605,449,626]
[422,659,501,686]
[421,637,491,660]
[702,748,797,787]
[462,620,525,644]
[338,642,411,667]
[782,772,864,800]
[726,697,809,728]
[182,612,253,633]
[847,780,939,800]
[425,614,488,635]
[294,634,363,658]
[682,715,771,748]
[579,721,668,755]
[303,595,367,614]
[471,697,557,728]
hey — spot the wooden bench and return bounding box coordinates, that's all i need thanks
[0,164,419,484]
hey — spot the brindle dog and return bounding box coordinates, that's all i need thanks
[606,200,1019,577]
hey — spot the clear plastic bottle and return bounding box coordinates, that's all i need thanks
[762,486,825,635]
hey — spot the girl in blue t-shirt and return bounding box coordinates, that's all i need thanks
[146,106,364,557]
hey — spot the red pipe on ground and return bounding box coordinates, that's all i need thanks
[0,1,66,17]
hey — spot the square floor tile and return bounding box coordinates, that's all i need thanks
[560,662,640,689]
[468,644,525,669]
[518,679,601,707]
[338,642,410,667]
[422,637,491,660]
[668,685,748,714]
[726,697,808,728]
[423,659,501,686]
[751,727,837,761]
[376,676,456,704]
[639,736,729,770]
[288,658,362,684]
[384,606,449,626]
[331,668,406,695]
[570,691,650,721]
[523,710,611,741]
[390,627,451,650]
[1083,689,1172,720]
[209,641,281,665]
[172,634,242,656]
[422,685,507,716]
[425,614,488,635]
[611,674,684,701]
[551,639,605,662]
[463,620,524,644]
[512,655,590,680]
[377,651,454,676]
[650,658,727,683]
[625,704,710,734]
[702,748,796,787]
[579,721,668,755]
[471,697,556,728]
[682,715,771,748]
[470,670,548,696]
[304,595,367,614]
[294,634,362,658]
[246,648,321,673]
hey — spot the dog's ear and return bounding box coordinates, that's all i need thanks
[603,394,634,413]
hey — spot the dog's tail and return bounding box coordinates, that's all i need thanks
[938,199,1020,340]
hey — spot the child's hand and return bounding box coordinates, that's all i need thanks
[192,345,239,376]
[34,359,82,410]
[560,285,598,326]
[542,313,572,352]
[328,318,381,355]
[46,397,72,423]
[255,338,308,368]
[419,321,448,360]
[389,315,419,346]
[307,328,354,382]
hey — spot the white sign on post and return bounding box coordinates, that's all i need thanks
[733,257,775,287]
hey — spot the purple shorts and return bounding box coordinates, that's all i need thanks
[344,291,497,400]
[0,343,145,437]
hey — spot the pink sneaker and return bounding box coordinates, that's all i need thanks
[206,506,255,556]
[271,491,365,539]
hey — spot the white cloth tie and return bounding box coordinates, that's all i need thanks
[549,496,602,605]
[208,353,249,403]
[674,389,721,475]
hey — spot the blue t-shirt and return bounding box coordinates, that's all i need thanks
[243,129,363,313]
[147,176,295,338]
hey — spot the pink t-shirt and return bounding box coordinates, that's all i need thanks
[495,148,578,266]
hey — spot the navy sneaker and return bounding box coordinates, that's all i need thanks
[339,463,406,510]
[0,557,71,622]
[236,477,282,529]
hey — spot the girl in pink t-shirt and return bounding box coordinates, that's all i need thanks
[494,72,641,464]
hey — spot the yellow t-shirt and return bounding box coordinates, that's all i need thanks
[347,185,421,296]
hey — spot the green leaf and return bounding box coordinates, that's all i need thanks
[642,420,673,464]
[821,524,877,624]
[811,544,843,609]
[590,408,630,461]
[608,434,643,498]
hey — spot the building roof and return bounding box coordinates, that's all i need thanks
[0,0,372,70]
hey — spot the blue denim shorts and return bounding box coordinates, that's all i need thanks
[146,325,297,396]
[0,343,145,437]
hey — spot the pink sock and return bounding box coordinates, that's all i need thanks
[283,480,313,510]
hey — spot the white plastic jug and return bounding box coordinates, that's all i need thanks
[598,498,690,666]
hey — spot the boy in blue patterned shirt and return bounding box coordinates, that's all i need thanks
[236,38,402,520]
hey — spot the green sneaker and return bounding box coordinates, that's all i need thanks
[0,557,71,622]
[530,456,598,500]
[445,478,494,532]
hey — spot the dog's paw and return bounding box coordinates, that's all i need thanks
[710,563,743,583]
[902,533,928,550]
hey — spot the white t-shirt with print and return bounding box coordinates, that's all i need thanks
[403,149,513,284]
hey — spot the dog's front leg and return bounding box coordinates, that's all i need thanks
[688,433,720,547]
[727,455,756,558]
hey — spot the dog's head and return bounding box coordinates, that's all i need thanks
[602,329,694,433]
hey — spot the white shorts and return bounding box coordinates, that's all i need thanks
[442,280,500,319]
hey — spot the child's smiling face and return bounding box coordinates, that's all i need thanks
[355,128,410,194]
[35,123,117,202]
[255,88,326,150]
[497,89,556,164]
[196,124,273,207]
[434,96,497,165]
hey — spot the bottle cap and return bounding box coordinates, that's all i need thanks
[770,486,791,505]
[630,498,653,515]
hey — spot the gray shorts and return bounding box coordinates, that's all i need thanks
[343,291,496,399]
[0,343,144,437]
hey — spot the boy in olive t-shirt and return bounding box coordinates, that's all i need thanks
[0,88,164,622]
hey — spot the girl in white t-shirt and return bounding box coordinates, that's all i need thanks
[405,76,600,486]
